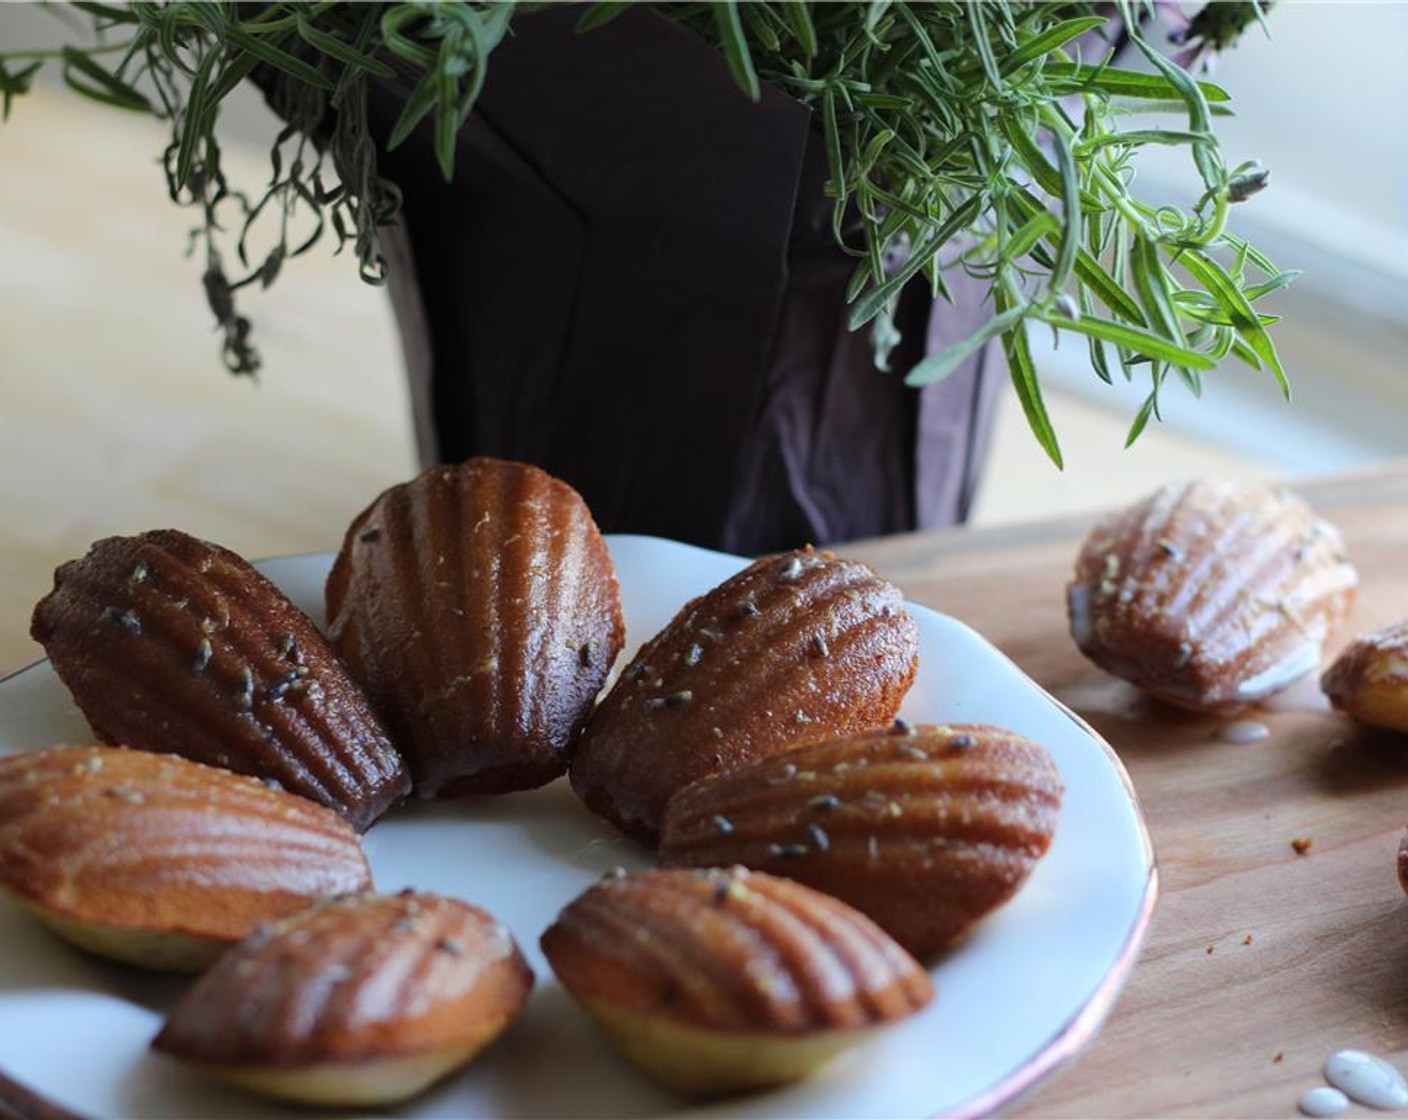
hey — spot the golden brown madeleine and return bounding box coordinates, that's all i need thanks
[659,722,1062,955]
[540,867,932,1096]
[325,458,625,798]
[1322,620,1408,733]
[570,547,918,845]
[30,529,408,830]
[0,745,372,971]
[1067,479,1356,713]
[152,890,534,1107]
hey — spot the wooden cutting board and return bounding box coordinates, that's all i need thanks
[841,464,1408,1118]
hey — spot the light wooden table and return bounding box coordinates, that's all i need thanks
[841,463,1408,1118]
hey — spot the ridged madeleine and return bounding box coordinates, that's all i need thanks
[1067,479,1356,713]
[30,529,408,830]
[326,458,625,797]
[570,547,918,845]
[1321,619,1408,733]
[0,745,372,970]
[152,890,533,1107]
[540,867,932,1096]
[660,723,1062,955]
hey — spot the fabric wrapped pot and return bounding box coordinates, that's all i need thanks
[366,6,1003,554]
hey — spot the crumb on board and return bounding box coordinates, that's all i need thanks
[1273,1051,1284,1064]
[1291,837,1313,855]
[1244,933,1254,946]
[1206,944,1215,955]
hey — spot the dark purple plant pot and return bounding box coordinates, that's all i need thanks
[367,6,1003,554]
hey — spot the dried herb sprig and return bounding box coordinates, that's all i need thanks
[0,1,1283,460]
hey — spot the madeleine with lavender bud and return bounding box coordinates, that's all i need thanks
[152,891,534,1107]
[30,529,409,830]
[326,457,624,798]
[0,745,372,971]
[570,547,918,846]
[540,867,932,1096]
[659,722,1063,955]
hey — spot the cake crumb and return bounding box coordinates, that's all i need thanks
[1243,933,1254,946]
[1292,837,1313,855]
[1206,944,1215,955]
[1273,1051,1284,1064]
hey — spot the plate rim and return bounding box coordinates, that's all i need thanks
[948,694,1158,1119]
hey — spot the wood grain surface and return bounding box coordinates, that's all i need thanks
[840,464,1408,1118]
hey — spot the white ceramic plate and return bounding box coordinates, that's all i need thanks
[0,535,1156,1119]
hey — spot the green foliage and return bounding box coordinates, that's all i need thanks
[0,1,1286,462]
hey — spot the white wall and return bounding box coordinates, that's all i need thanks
[1136,1,1408,318]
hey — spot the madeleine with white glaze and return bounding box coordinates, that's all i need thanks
[1068,479,1356,713]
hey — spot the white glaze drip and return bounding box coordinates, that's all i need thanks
[1067,584,1093,649]
[1258,670,1333,714]
[1219,720,1270,744]
[1322,1050,1408,1110]
[1236,642,1322,702]
[1298,1086,1349,1117]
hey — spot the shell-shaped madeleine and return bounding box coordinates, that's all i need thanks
[1067,480,1357,713]
[0,745,372,970]
[152,890,534,1107]
[659,723,1062,955]
[540,867,932,1096]
[1322,620,1408,733]
[570,547,918,846]
[325,458,625,798]
[30,530,408,830]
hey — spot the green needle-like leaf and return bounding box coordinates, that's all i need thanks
[174,46,218,190]
[1033,310,1218,370]
[713,1,761,101]
[61,46,152,111]
[1041,61,1230,102]
[387,67,440,150]
[906,304,1029,388]
[1178,248,1290,397]
[575,3,634,33]
[779,2,818,59]
[227,27,335,90]
[995,288,1063,467]
[1047,122,1080,296]
[999,15,1107,75]
[1124,392,1158,447]
[296,17,396,78]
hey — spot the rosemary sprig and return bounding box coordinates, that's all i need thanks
[0,1,1284,461]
